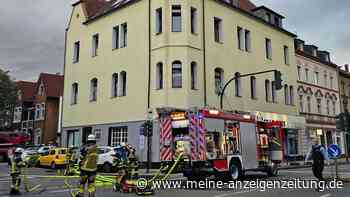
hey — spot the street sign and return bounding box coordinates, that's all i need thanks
[328,144,341,159]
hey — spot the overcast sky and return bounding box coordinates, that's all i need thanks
[0,0,349,81]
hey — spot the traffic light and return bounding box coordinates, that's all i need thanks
[274,70,283,90]
[336,113,345,131]
[144,120,153,137]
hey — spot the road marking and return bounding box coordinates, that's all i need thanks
[213,189,258,197]
[320,194,331,197]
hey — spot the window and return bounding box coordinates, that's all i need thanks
[215,68,224,95]
[299,95,304,112]
[265,80,271,102]
[237,27,244,50]
[332,101,336,115]
[330,76,334,89]
[111,73,118,97]
[155,8,162,34]
[172,5,181,32]
[190,62,197,90]
[92,34,99,57]
[274,16,280,26]
[250,76,256,99]
[266,13,272,23]
[307,96,311,113]
[38,83,45,96]
[191,7,197,34]
[214,17,223,43]
[35,103,45,120]
[120,71,127,96]
[289,86,294,105]
[108,127,128,147]
[271,81,277,103]
[297,66,301,80]
[326,100,330,115]
[245,30,251,52]
[284,85,289,105]
[284,46,289,65]
[324,74,328,87]
[112,26,119,49]
[73,41,80,63]
[13,107,22,123]
[156,63,163,90]
[120,23,127,48]
[305,68,309,82]
[317,98,322,114]
[172,61,182,88]
[71,83,78,105]
[341,81,345,93]
[234,72,241,97]
[265,38,272,59]
[314,71,319,85]
[90,78,98,102]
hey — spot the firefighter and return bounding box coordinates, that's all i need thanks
[76,134,98,197]
[9,147,26,195]
[305,139,330,182]
[64,146,75,176]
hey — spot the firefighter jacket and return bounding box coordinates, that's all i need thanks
[10,156,26,175]
[79,144,98,172]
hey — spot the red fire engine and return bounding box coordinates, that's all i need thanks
[158,108,284,180]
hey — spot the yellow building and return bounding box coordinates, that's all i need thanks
[62,0,303,162]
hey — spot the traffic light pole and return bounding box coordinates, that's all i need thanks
[220,69,278,109]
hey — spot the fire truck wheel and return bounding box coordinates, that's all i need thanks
[229,160,243,180]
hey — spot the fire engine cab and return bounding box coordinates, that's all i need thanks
[158,108,283,180]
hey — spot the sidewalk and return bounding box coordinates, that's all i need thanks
[279,158,350,170]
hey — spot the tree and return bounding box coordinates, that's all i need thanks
[0,68,17,113]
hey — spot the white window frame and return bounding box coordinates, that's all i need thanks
[120,23,127,48]
[172,5,182,32]
[214,17,223,43]
[284,45,289,65]
[73,41,80,63]
[265,38,272,59]
[109,127,128,147]
[155,7,162,34]
[112,26,119,49]
[91,34,99,57]
[190,7,197,34]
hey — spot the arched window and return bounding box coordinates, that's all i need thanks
[265,80,271,102]
[190,62,197,90]
[299,95,304,112]
[71,83,78,105]
[284,85,289,105]
[119,71,127,96]
[111,73,118,97]
[234,72,241,97]
[172,61,182,88]
[307,96,311,113]
[156,63,163,90]
[90,78,98,102]
[289,86,294,105]
[326,99,330,115]
[250,76,256,99]
[215,68,224,95]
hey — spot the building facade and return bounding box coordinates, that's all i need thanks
[62,0,302,162]
[338,64,350,156]
[13,81,37,141]
[295,39,345,155]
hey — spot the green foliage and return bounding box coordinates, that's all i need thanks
[0,68,17,111]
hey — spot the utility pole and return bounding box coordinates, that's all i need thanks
[146,109,153,173]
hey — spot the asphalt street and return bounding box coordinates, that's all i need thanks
[0,163,349,197]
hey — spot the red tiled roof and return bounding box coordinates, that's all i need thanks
[75,0,256,20]
[16,81,36,102]
[37,73,64,98]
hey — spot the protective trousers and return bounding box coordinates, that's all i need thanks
[76,170,96,197]
[312,160,324,181]
[10,173,21,194]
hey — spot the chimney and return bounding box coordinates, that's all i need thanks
[345,64,349,72]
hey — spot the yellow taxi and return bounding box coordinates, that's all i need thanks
[39,148,68,169]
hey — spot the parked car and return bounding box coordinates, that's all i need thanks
[39,148,68,169]
[97,146,118,172]
[37,146,51,155]
[22,146,40,167]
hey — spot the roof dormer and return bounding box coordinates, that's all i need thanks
[251,6,285,28]
[317,51,331,63]
[294,39,305,51]
[304,45,318,57]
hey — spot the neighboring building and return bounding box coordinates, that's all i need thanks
[62,0,302,162]
[295,39,344,155]
[33,73,64,145]
[13,81,37,141]
[338,64,350,156]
